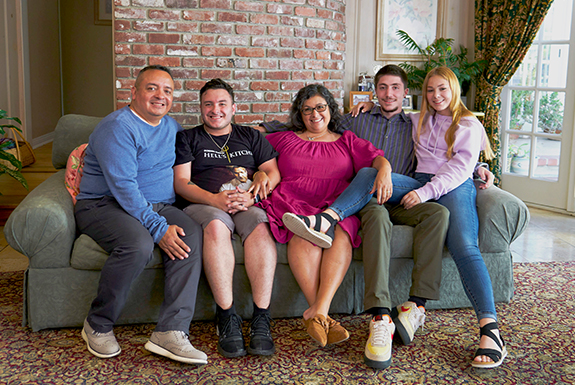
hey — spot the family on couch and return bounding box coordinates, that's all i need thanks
[75,64,505,370]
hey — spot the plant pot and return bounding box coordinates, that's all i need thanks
[510,155,529,176]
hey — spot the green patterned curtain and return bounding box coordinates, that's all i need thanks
[474,0,554,185]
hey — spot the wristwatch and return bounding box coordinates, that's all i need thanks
[253,194,261,204]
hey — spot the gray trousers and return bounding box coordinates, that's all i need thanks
[360,198,449,312]
[75,196,203,333]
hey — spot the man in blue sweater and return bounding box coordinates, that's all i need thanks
[75,65,207,365]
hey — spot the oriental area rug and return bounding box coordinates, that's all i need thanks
[1,262,574,384]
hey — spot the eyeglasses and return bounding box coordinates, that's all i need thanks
[301,104,328,115]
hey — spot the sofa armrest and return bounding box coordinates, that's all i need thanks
[4,171,76,268]
[475,183,530,253]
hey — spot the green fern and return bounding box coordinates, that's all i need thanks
[0,109,28,193]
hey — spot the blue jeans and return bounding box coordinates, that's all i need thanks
[330,169,497,321]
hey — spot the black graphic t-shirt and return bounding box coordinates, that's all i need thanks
[175,124,278,195]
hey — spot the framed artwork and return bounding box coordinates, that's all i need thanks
[402,95,413,110]
[349,91,373,109]
[375,0,446,61]
[94,0,113,26]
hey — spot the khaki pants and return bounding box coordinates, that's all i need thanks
[360,198,449,312]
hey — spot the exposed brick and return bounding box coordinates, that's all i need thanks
[267,4,293,14]
[133,44,165,55]
[265,71,290,80]
[295,28,315,38]
[115,8,146,19]
[251,14,279,25]
[264,92,292,101]
[294,49,314,59]
[218,35,249,46]
[280,37,304,48]
[267,26,294,36]
[279,60,303,70]
[304,60,323,70]
[183,58,215,67]
[295,7,315,17]
[184,103,201,114]
[251,81,279,91]
[116,90,132,100]
[166,0,198,8]
[233,91,264,102]
[202,46,232,56]
[236,47,265,57]
[236,25,266,35]
[117,101,130,109]
[250,59,278,69]
[236,103,250,112]
[115,44,131,54]
[182,10,215,21]
[323,80,343,90]
[201,69,233,79]
[116,67,132,78]
[315,51,330,60]
[280,102,292,112]
[333,12,344,23]
[308,0,326,7]
[115,56,147,66]
[115,32,147,43]
[314,71,330,80]
[235,1,264,12]
[132,0,164,6]
[149,10,181,20]
[292,70,313,80]
[228,80,249,91]
[173,115,200,126]
[168,103,182,113]
[200,0,232,9]
[115,78,136,89]
[317,9,333,19]
[167,46,199,56]
[148,33,180,44]
[264,113,289,122]
[267,49,293,58]
[323,61,343,70]
[115,20,130,31]
[326,20,344,32]
[172,91,196,101]
[280,16,303,26]
[281,0,305,4]
[201,23,233,34]
[306,18,325,29]
[329,71,344,79]
[149,56,181,66]
[133,21,164,31]
[185,80,207,90]
[183,34,216,45]
[253,103,280,113]
[218,12,248,23]
[171,69,199,79]
[306,40,324,50]
[234,70,264,80]
[281,81,306,91]
[115,0,130,6]
[234,114,265,124]
[324,40,338,51]
[216,58,247,68]
[252,37,279,48]
[167,22,199,32]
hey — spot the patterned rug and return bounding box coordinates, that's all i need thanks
[1,262,574,384]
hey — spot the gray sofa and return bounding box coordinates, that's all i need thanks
[5,114,530,332]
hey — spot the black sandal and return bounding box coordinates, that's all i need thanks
[471,322,507,369]
[282,212,337,248]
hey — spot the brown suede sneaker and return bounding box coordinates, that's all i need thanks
[326,316,350,345]
[303,315,329,347]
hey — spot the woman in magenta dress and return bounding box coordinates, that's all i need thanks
[258,84,391,347]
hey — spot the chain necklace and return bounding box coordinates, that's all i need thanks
[305,130,329,141]
[206,128,232,162]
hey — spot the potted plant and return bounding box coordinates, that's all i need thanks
[396,30,487,98]
[509,90,534,131]
[538,92,563,134]
[0,109,28,192]
[507,142,530,175]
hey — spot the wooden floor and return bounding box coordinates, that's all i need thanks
[0,143,56,224]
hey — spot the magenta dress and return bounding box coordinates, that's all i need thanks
[259,130,385,248]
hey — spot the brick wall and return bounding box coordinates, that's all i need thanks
[114,0,346,128]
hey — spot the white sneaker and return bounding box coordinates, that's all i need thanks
[81,319,121,358]
[145,331,208,365]
[364,315,395,369]
[392,301,426,345]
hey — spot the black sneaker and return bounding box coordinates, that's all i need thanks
[216,312,246,358]
[247,313,275,356]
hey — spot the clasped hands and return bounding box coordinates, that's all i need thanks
[216,170,273,215]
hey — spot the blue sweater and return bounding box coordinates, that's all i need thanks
[77,106,182,243]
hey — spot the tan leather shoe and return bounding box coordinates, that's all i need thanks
[326,316,350,345]
[303,315,329,347]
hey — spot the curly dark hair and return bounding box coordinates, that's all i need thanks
[288,84,344,134]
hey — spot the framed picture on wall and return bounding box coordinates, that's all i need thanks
[349,91,373,109]
[375,0,446,61]
[402,95,413,110]
[94,0,113,26]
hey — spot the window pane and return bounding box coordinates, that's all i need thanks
[540,0,573,41]
[536,91,564,134]
[510,46,537,86]
[509,90,534,131]
[540,44,569,88]
[506,134,531,175]
[533,137,560,181]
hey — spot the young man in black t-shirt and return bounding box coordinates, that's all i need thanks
[174,79,280,358]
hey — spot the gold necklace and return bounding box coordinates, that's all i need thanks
[206,128,232,162]
[305,130,329,141]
